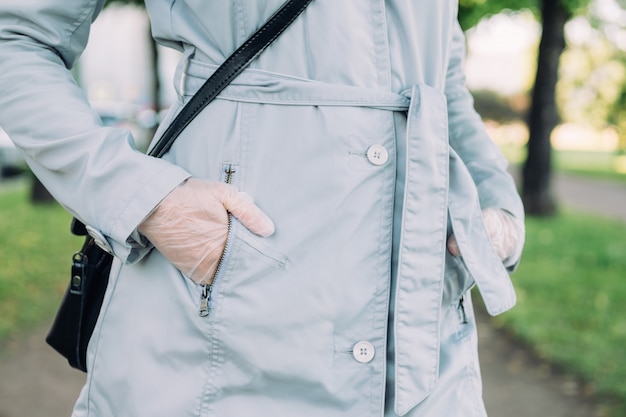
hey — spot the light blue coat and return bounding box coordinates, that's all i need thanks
[0,1,525,416]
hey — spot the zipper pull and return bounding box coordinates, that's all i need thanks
[199,285,213,317]
[224,164,236,184]
[458,295,468,325]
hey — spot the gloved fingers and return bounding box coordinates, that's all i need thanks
[138,178,274,285]
[482,208,523,261]
[212,183,275,237]
[138,179,230,285]
[447,209,522,261]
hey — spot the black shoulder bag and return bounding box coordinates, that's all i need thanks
[46,0,313,372]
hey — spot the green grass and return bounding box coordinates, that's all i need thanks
[0,184,82,343]
[498,143,626,184]
[495,211,626,415]
[555,152,626,183]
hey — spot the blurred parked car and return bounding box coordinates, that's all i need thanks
[0,126,25,178]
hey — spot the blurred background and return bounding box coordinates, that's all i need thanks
[1,1,625,416]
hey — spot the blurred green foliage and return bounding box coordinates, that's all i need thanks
[459,0,538,30]
[458,0,590,30]
[460,0,626,153]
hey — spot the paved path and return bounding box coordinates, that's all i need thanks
[552,173,626,222]
[511,170,626,223]
[0,172,623,417]
[0,323,85,417]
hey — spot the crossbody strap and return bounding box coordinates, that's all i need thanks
[149,0,314,158]
[71,0,312,236]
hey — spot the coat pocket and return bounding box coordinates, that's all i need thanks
[197,219,288,317]
[237,226,287,270]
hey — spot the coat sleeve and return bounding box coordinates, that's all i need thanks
[0,0,191,263]
[444,20,525,269]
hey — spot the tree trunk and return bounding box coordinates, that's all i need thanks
[522,0,569,216]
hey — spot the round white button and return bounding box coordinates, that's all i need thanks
[352,341,375,363]
[366,145,389,166]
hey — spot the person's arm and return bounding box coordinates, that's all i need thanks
[444,20,525,269]
[0,0,190,262]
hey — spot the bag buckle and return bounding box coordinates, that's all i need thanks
[70,251,87,295]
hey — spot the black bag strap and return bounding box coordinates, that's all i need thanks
[149,0,314,158]
[72,0,313,236]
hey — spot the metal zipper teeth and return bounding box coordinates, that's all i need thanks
[199,165,236,317]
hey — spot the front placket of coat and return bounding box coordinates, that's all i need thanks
[393,84,450,416]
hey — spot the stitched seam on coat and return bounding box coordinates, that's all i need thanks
[168,0,177,43]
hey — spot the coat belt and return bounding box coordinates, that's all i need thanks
[177,54,517,415]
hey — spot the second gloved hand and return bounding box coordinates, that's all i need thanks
[447,208,523,262]
[138,178,275,285]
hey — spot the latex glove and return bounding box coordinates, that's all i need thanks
[447,208,522,261]
[138,178,275,285]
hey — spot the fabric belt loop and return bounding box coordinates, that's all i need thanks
[174,47,196,102]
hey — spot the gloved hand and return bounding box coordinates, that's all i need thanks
[138,178,275,285]
[447,208,522,261]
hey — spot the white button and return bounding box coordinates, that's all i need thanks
[85,225,114,254]
[352,341,375,363]
[366,145,389,166]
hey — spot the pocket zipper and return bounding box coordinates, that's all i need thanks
[199,164,237,317]
[457,295,468,325]
[198,284,213,317]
